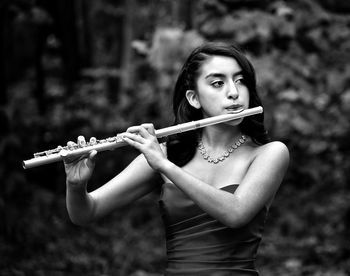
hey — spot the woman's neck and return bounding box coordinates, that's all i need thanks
[201,124,243,151]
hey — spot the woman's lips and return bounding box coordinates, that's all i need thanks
[225,105,244,113]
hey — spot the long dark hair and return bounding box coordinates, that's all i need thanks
[166,42,270,167]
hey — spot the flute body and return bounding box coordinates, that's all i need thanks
[22,106,263,169]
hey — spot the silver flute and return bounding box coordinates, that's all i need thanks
[22,106,263,169]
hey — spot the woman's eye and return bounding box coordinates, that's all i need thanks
[211,80,224,88]
[235,77,245,85]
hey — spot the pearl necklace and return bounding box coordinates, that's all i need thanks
[198,135,246,164]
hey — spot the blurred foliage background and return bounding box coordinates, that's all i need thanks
[1,0,350,275]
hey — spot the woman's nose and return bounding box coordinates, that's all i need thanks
[227,80,239,99]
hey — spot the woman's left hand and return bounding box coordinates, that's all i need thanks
[121,123,167,171]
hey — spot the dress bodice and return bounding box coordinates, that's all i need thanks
[158,183,268,276]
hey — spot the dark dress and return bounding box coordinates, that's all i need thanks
[159,183,268,276]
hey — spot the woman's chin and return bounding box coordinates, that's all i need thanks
[225,118,243,126]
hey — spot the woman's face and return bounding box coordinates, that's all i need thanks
[190,55,250,124]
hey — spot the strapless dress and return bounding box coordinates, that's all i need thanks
[158,183,268,276]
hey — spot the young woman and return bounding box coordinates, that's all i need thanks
[63,42,289,275]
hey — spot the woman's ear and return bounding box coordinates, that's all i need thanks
[185,90,201,109]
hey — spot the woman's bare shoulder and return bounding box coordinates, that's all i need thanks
[256,140,289,152]
[253,141,290,167]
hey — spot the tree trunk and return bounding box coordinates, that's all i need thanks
[34,29,46,115]
[76,0,92,67]
[120,0,135,92]
[0,3,8,105]
[178,0,195,30]
[55,0,80,95]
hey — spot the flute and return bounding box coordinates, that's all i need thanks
[22,106,263,169]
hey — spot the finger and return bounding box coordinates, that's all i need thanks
[122,136,142,150]
[122,132,145,143]
[126,125,153,139]
[116,133,125,142]
[60,149,75,164]
[61,150,87,164]
[137,126,153,138]
[131,125,157,140]
[60,149,70,163]
[140,123,156,136]
[67,141,77,150]
[126,126,142,134]
[126,125,150,134]
[86,150,97,168]
[89,149,97,160]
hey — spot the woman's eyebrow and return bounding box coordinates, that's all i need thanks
[205,71,243,79]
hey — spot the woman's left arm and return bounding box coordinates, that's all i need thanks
[160,141,290,228]
[122,124,289,228]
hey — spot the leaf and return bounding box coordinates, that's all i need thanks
[277,89,300,101]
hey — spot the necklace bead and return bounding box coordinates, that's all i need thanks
[198,135,246,164]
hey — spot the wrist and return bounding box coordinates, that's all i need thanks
[157,159,176,174]
[66,180,87,192]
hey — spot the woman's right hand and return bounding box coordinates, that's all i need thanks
[61,136,97,188]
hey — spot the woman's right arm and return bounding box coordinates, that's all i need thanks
[64,150,159,226]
